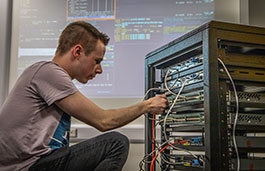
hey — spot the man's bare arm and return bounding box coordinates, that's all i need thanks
[55,91,167,132]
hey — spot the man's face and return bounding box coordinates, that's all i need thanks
[75,40,106,84]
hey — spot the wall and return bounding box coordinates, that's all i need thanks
[249,0,265,27]
[0,0,12,105]
[214,0,240,23]
[240,0,249,25]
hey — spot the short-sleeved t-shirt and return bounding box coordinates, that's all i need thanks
[0,61,78,171]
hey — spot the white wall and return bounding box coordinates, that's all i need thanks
[249,0,265,27]
[214,0,240,23]
[240,0,249,25]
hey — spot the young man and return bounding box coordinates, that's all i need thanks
[0,21,167,171]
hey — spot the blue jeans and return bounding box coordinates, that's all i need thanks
[29,132,129,171]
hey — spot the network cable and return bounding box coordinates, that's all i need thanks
[141,68,204,170]
[218,58,240,171]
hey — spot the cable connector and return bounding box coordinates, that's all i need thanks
[153,89,167,94]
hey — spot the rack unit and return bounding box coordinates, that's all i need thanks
[145,21,265,171]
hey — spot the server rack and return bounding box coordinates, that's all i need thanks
[144,21,265,171]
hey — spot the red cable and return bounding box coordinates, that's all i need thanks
[151,114,155,171]
[150,140,188,171]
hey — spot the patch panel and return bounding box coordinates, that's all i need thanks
[165,65,203,81]
[168,159,204,168]
[167,136,204,148]
[167,153,205,169]
[164,55,203,75]
[159,113,204,125]
[164,72,204,89]
[169,151,205,156]
[166,90,204,104]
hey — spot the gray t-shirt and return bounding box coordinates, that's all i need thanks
[0,61,78,171]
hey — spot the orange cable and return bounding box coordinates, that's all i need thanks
[150,140,188,171]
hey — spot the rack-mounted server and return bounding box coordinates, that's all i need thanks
[145,20,265,171]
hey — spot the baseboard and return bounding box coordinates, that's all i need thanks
[70,124,161,143]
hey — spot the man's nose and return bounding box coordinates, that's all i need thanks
[96,64,103,74]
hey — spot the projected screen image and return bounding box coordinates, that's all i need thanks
[17,0,214,98]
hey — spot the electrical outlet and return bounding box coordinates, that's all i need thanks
[70,128,77,138]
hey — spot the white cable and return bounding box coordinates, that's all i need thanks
[139,138,175,169]
[162,79,204,162]
[141,68,204,169]
[218,58,240,171]
[143,87,166,100]
[164,69,179,96]
[163,71,206,162]
[164,68,187,100]
[162,71,203,142]
[163,79,187,143]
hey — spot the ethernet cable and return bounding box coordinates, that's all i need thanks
[142,68,205,170]
[218,58,240,171]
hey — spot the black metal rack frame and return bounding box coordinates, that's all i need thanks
[145,20,265,171]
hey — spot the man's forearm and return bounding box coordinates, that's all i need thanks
[55,91,167,132]
[100,101,149,131]
[99,95,167,131]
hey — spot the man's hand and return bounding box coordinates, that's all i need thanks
[145,94,168,115]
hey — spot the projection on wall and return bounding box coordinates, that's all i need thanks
[17,0,214,98]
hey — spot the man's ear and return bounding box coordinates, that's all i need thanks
[72,44,83,59]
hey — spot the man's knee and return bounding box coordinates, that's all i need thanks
[108,131,129,144]
[107,131,129,152]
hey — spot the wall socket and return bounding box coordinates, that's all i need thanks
[70,128,77,138]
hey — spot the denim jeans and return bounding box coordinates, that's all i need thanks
[29,131,129,171]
